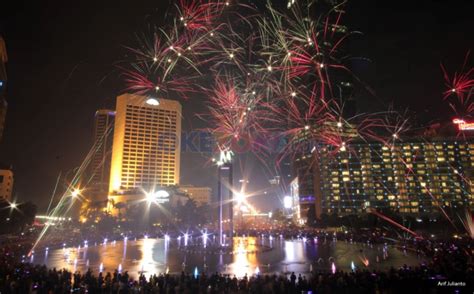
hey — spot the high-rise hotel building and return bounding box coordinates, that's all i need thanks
[292,133,474,222]
[88,109,115,203]
[108,94,181,209]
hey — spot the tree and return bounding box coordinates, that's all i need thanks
[114,202,127,220]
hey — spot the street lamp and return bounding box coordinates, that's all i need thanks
[235,193,245,204]
[71,189,81,198]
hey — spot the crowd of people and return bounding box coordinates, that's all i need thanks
[0,261,472,293]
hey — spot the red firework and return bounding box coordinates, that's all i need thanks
[177,0,226,31]
[121,64,197,99]
[265,85,335,162]
[204,76,269,154]
[442,51,474,103]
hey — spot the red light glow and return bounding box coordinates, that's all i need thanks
[453,118,474,130]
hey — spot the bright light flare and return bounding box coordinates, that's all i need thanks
[71,189,80,198]
[283,196,292,209]
[235,193,245,204]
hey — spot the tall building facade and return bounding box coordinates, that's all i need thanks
[0,36,8,143]
[108,94,181,209]
[294,138,474,222]
[0,169,13,202]
[88,109,115,203]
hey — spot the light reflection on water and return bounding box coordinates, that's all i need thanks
[229,237,260,277]
[35,236,422,278]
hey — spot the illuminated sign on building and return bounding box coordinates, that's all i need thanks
[146,190,170,204]
[453,118,474,131]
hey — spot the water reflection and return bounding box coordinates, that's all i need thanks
[140,238,156,275]
[284,240,305,262]
[36,237,422,278]
[229,237,258,277]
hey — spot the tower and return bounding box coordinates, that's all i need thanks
[216,150,234,245]
[88,109,115,204]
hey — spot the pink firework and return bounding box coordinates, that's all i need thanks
[121,64,197,99]
[204,76,269,154]
[266,85,335,163]
[442,51,474,103]
[176,0,226,31]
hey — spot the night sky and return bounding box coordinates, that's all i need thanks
[0,0,473,211]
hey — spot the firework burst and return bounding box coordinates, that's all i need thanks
[441,52,474,122]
